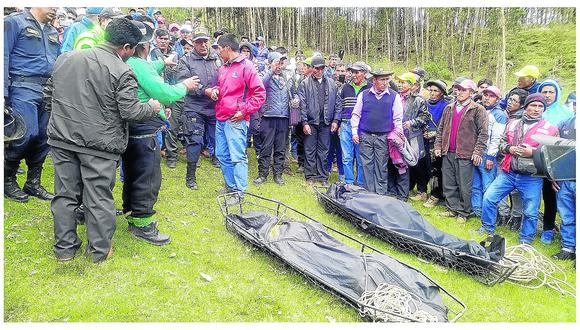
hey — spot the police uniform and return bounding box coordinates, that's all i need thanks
[4,9,60,202]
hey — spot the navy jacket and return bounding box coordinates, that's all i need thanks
[298,76,342,126]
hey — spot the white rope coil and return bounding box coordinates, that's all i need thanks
[502,244,576,298]
[357,283,439,322]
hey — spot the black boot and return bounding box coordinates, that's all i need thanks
[496,214,510,227]
[509,215,523,231]
[211,156,220,168]
[186,162,198,189]
[128,221,171,246]
[23,166,54,201]
[4,162,29,202]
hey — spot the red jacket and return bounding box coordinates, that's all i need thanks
[215,55,266,122]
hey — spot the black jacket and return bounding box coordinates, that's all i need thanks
[298,76,342,126]
[176,49,219,116]
[45,44,157,159]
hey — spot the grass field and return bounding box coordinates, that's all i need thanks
[3,150,576,322]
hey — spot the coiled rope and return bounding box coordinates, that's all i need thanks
[358,283,438,322]
[502,244,576,298]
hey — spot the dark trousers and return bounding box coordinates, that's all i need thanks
[409,138,431,194]
[164,102,183,161]
[5,87,49,167]
[542,178,557,231]
[121,136,162,218]
[442,152,474,217]
[430,155,444,199]
[183,111,216,163]
[294,125,306,167]
[51,146,117,262]
[359,131,389,195]
[249,112,263,154]
[258,117,289,177]
[326,131,344,175]
[387,160,410,200]
[303,123,331,181]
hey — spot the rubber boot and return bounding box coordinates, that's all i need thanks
[23,166,54,200]
[186,162,198,190]
[509,215,523,231]
[4,161,29,202]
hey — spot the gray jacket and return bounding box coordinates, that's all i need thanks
[259,70,295,118]
[45,44,157,160]
[176,49,219,116]
[298,76,342,126]
[402,92,431,138]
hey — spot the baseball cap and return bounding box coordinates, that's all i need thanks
[348,61,368,72]
[268,52,287,63]
[514,65,540,79]
[257,36,264,41]
[180,38,194,47]
[192,26,210,41]
[311,55,325,68]
[180,24,193,33]
[302,57,313,66]
[99,7,124,20]
[396,72,417,85]
[168,23,180,32]
[371,68,395,77]
[454,78,477,91]
[482,86,502,99]
[131,21,154,45]
[86,7,104,15]
[411,67,426,78]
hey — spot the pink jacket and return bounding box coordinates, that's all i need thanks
[216,55,266,122]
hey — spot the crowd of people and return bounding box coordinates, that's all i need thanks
[4,7,576,263]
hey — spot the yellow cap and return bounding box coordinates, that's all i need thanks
[396,72,417,85]
[514,65,540,79]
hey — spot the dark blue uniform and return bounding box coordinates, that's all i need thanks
[4,10,60,167]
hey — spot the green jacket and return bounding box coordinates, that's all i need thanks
[73,25,105,50]
[126,57,188,133]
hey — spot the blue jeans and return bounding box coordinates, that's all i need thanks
[557,180,576,251]
[215,119,249,192]
[471,159,497,216]
[481,171,543,244]
[339,121,364,185]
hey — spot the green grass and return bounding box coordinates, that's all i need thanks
[3,150,576,322]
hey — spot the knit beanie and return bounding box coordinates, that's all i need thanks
[523,92,547,109]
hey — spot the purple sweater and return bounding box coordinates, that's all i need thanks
[448,105,466,153]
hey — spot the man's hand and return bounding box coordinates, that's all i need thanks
[552,181,561,192]
[472,154,483,166]
[231,110,243,122]
[353,134,359,144]
[303,123,312,135]
[519,146,533,157]
[164,56,177,67]
[434,149,441,157]
[149,99,161,114]
[330,122,338,133]
[485,159,494,171]
[182,76,200,92]
[403,120,412,129]
[210,88,219,101]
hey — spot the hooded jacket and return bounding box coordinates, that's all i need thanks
[484,102,508,160]
[538,79,574,127]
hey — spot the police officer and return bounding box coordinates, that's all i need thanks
[4,7,60,202]
[176,27,220,189]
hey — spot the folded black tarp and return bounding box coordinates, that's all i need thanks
[228,211,450,322]
[324,183,505,262]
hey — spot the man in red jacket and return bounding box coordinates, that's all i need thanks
[210,33,266,197]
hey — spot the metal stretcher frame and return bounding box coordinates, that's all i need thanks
[217,192,466,322]
[314,187,519,286]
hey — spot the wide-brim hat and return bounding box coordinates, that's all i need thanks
[132,21,154,45]
[4,106,26,142]
[425,80,448,95]
[180,38,194,47]
[311,55,325,68]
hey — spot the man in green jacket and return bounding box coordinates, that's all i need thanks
[73,7,124,50]
[123,21,200,245]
